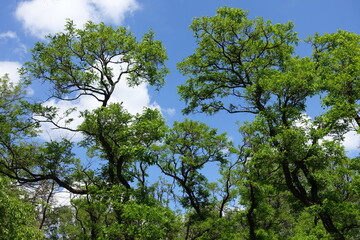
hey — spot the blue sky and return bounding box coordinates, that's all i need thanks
[0,0,359,150]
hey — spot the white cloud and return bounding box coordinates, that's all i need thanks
[0,31,17,40]
[162,107,176,116]
[37,57,163,141]
[294,114,360,153]
[89,0,139,24]
[0,31,27,57]
[110,80,154,115]
[38,82,157,141]
[0,61,21,84]
[53,188,73,207]
[14,0,168,142]
[342,131,360,151]
[15,0,139,38]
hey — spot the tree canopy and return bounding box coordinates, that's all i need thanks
[0,7,359,240]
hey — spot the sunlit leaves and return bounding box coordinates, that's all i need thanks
[178,7,298,115]
[178,6,360,239]
[22,20,168,106]
[0,176,44,239]
[78,103,166,187]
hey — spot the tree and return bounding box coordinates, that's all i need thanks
[23,20,168,107]
[154,119,238,239]
[0,175,44,239]
[1,20,174,239]
[178,7,360,239]
[1,18,169,193]
[310,30,360,132]
[1,8,359,240]
[78,104,167,189]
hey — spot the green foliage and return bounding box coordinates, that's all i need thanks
[78,103,167,188]
[0,176,44,239]
[102,188,180,240]
[1,8,359,240]
[155,119,233,215]
[0,74,38,140]
[22,20,168,106]
[310,30,360,131]
[153,119,240,238]
[178,6,360,240]
[178,7,298,115]
[56,186,181,240]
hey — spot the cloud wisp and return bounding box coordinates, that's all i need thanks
[0,31,18,40]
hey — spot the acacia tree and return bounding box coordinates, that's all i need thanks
[78,104,167,190]
[0,74,87,194]
[24,20,168,107]
[13,19,168,192]
[178,7,360,239]
[0,20,181,239]
[311,30,360,129]
[154,119,238,239]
